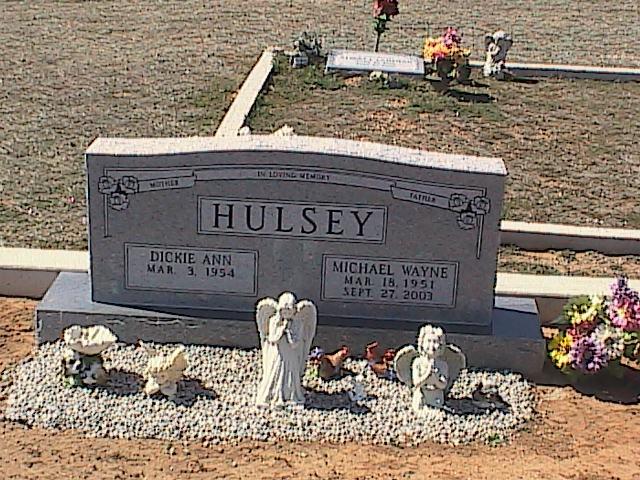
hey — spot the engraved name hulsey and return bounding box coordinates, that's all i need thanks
[198,197,387,243]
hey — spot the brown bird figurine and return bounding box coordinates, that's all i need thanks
[318,345,350,380]
[471,382,507,410]
[364,341,380,365]
[365,342,396,378]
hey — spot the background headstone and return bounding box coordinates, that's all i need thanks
[326,49,425,75]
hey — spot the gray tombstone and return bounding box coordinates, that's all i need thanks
[37,136,544,376]
[326,49,425,76]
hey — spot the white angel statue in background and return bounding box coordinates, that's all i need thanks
[255,292,317,407]
[394,324,466,412]
[483,30,513,79]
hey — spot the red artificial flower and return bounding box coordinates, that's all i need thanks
[373,0,399,17]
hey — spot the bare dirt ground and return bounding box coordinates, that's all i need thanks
[1,298,640,480]
[1,1,639,250]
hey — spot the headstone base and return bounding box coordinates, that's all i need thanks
[37,273,545,377]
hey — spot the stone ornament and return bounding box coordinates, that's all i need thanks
[255,292,317,407]
[347,374,367,402]
[62,325,117,387]
[286,31,323,68]
[272,125,296,136]
[483,30,513,79]
[394,324,466,411]
[141,344,189,399]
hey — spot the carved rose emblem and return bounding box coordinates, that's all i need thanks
[373,0,399,17]
[471,196,491,215]
[108,192,129,211]
[119,176,139,194]
[457,212,476,230]
[448,193,469,212]
[97,176,118,194]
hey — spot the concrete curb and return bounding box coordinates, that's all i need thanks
[495,272,640,298]
[0,248,87,298]
[215,49,275,137]
[469,60,640,81]
[500,221,640,255]
[2,247,638,326]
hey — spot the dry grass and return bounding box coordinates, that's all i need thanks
[1,1,639,250]
[498,247,640,277]
[249,58,640,231]
[248,59,640,276]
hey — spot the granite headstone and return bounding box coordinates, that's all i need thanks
[36,136,545,375]
[85,136,503,332]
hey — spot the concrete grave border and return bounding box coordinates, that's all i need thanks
[468,60,640,82]
[2,246,638,327]
[501,221,640,255]
[215,49,275,137]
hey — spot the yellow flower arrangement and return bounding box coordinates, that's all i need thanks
[422,27,470,63]
[549,332,573,369]
[566,295,605,326]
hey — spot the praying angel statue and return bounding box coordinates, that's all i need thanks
[255,292,317,407]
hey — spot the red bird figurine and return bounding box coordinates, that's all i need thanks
[318,345,350,380]
[365,342,396,378]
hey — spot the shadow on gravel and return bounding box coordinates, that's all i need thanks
[171,379,218,407]
[445,398,510,416]
[100,369,144,396]
[95,372,217,407]
[306,391,372,415]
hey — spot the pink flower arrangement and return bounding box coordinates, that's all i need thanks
[423,27,470,64]
[609,276,640,331]
[549,276,639,375]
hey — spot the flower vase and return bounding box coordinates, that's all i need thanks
[457,60,471,84]
[435,58,454,81]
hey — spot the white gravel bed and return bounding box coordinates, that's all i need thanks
[3,342,535,446]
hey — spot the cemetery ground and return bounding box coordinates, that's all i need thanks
[1,1,639,238]
[245,59,640,277]
[248,59,640,231]
[2,2,639,276]
[2,4,640,478]
[1,297,640,480]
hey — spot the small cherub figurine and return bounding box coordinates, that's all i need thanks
[62,325,117,387]
[255,292,317,407]
[141,343,188,399]
[394,324,466,411]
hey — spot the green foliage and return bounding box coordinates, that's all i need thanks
[486,433,506,446]
[63,375,80,388]
[301,66,343,91]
